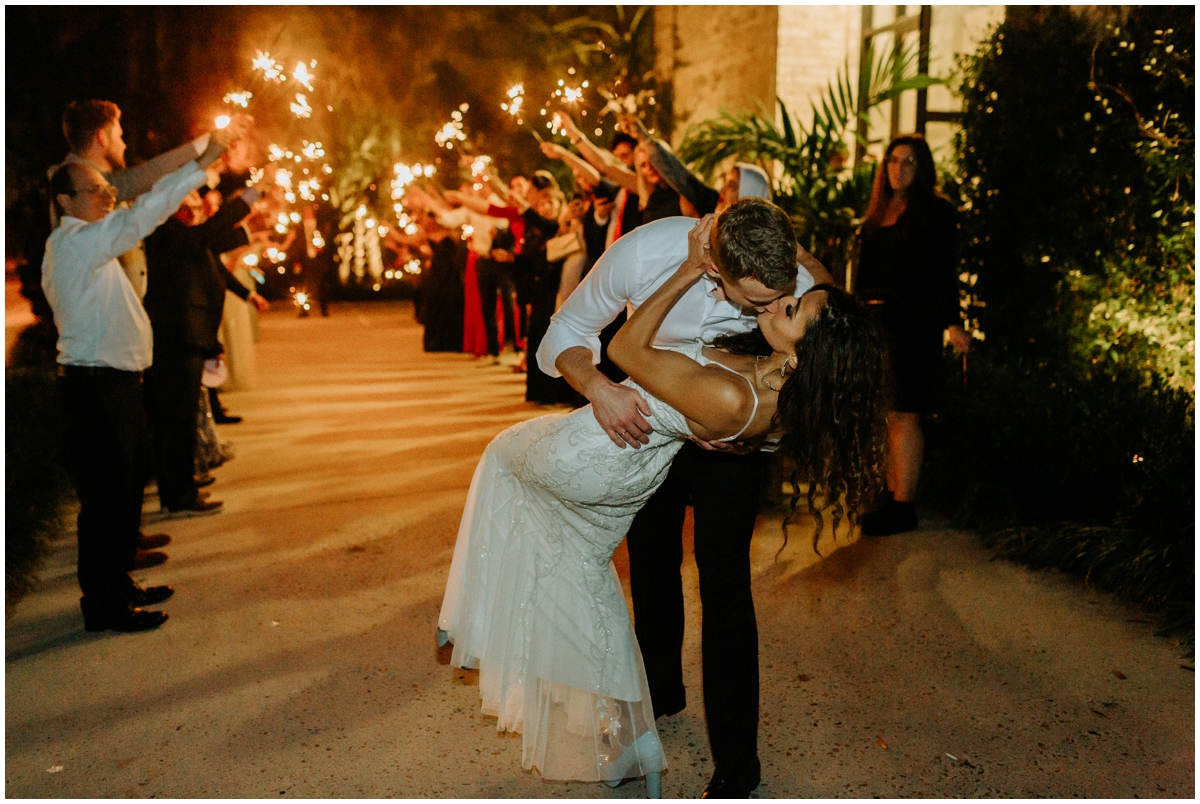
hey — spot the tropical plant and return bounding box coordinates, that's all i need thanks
[676,43,942,280]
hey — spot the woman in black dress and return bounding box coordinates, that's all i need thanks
[854,134,971,536]
[419,215,467,352]
[515,174,573,404]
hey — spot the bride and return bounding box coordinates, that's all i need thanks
[437,220,888,797]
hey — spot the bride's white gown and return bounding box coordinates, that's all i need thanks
[438,343,757,784]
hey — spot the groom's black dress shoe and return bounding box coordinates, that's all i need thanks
[653,688,686,719]
[701,757,761,798]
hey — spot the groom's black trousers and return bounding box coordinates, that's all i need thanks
[626,441,768,766]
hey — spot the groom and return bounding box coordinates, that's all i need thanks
[537,198,832,797]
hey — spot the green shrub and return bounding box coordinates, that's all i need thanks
[925,6,1194,644]
[5,363,71,609]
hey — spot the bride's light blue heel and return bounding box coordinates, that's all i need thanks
[645,770,662,798]
[602,730,663,798]
[435,628,450,647]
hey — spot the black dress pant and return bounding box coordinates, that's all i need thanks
[57,366,146,604]
[625,441,768,766]
[145,346,204,510]
[475,257,516,356]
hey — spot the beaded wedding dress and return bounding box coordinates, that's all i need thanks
[438,343,758,789]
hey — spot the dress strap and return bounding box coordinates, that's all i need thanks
[702,358,760,442]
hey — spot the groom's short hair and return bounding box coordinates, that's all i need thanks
[711,198,797,291]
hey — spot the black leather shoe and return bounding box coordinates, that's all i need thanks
[194,474,216,488]
[163,496,223,518]
[653,688,686,719]
[212,412,243,424]
[137,532,172,550]
[702,758,761,799]
[81,598,169,632]
[128,583,174,606]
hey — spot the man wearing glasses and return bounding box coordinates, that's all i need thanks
[42,132,233,633]
[57,100,251,297]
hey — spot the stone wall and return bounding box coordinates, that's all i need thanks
[656,5,1005,161]
[654,6,779,146]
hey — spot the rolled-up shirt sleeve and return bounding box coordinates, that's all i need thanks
[535,225,643,377]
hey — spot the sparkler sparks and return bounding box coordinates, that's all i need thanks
[214,115,231,130]
[435,107,468,149]
[251,51,285,82]
[290,93,313,119]
[292,61,315,91]
[223,91,253,108]
[501,84,525,116]
[470,155,492,177]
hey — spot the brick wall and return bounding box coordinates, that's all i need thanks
[775,5,860,133]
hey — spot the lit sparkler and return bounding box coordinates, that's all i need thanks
[292,61,315,92]
[290,93,313,119]
[501,84,525,116]
[223,91,253,108]
[435,106,468,149]
[215,115,231,130]
[251,50,285,82]
[470,155,492,177]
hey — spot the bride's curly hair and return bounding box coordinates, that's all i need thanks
[713,285,889,553]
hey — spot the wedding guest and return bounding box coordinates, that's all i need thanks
[446,174,565,402]
[407,185,512,361]
[42,139,229,632]
[618,114,773,217]
[143,181,269,519]
[58,100,251,297]
[855,134,969,536]
[548,117,643,242]
[415,214,468,352]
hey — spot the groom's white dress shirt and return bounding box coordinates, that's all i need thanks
[536,216,816,376]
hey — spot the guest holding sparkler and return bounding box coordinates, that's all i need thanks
[447,173,567,402]
[615,114,774,217]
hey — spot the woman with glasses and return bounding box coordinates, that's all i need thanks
[854,134,971,536]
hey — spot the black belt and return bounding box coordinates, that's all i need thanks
[58,364,142,379]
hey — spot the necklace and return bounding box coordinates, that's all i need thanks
[754,355,784,392]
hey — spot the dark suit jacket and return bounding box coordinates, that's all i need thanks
[144,196,253,355]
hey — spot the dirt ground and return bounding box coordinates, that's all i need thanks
[6,302,1193,798]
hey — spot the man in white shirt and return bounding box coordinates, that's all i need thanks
[57,99,251,298]
[537,198,833,797]
[44,142,226,633]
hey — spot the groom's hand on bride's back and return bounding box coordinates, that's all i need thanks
[688,435,757,454]
[590,380,654,449]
